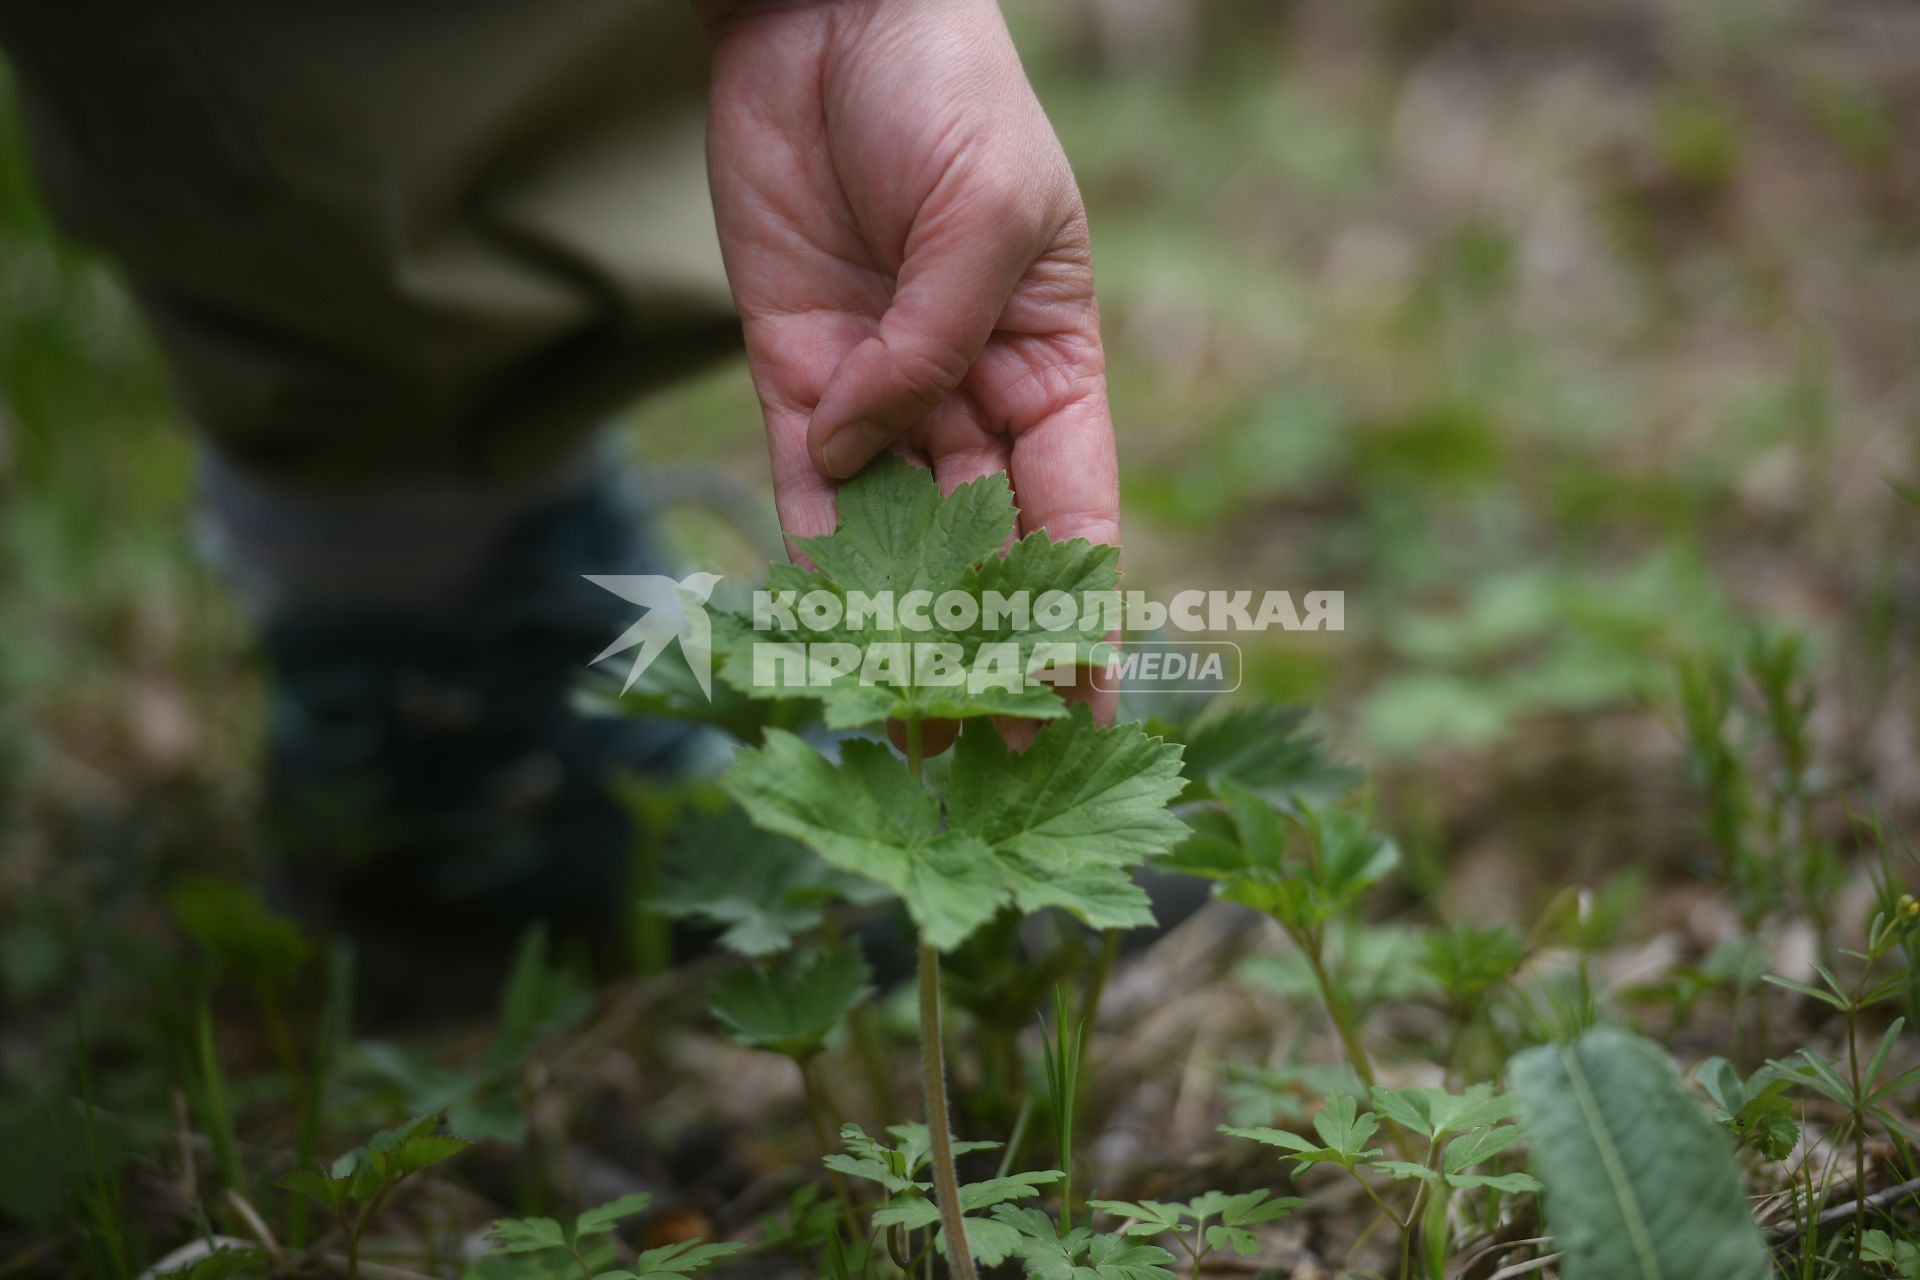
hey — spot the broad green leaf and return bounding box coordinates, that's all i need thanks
[725,733,1003,949]
[708,945,874,1060]
[942,709,1188,928]
[652,808,885,956]
[576,1191,654,1236]
[715,455,1118,726]
[727,710,1187,950]
[1509,1027,1770,1280]
[487,1216,571,1253]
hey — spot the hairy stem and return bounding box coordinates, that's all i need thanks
[905,720,978,1280]
[919,943,977,1280]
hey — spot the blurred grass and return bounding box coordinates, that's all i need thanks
[2,0,1918,898]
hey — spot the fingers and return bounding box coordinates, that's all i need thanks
[806,186,1045,481]
[925,392,1016,504]
[764,410,842,560]
[886,718,959,759]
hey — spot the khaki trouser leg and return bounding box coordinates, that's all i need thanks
[0,0,738,493]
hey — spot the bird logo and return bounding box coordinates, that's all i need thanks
[583,572,724,699]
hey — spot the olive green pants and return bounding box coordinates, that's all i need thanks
[0,0,740,494]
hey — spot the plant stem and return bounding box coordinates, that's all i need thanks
[919,943,978,1280]
[1298,929,1377,1089]
[905,719,978,1280]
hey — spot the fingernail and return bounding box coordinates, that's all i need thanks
[820,422,892,479]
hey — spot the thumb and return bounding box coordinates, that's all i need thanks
[807,195,1042,479]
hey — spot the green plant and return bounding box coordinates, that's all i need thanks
[652,805,890,958]
[709,943,875,1239]
[1086,1190,1302,1279]
[991,1205,1179,1279]
[1164,781,1398,1087]
[826,1122,1061,1269]
[1762,898,1920,1268]
[718,457,1189,1278]
[275,1114,473,1280]
[488,1192,742,1280]
[1695,1056,1800,1161]
[1508,1027,1770,1280]
[1223,1085,1535,1279]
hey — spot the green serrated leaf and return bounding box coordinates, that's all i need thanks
[726,732,1004,949]
[994,1204,1178,1280]
[577,1191,654,1237]
[1372,1084,1516,1141]
[1509,1027,1770,1280]
[715,455,1117,726]
[961,1170,1065,1212]
[384,1133,472,1177]
[275,1168,350,1213]
[487,1216,571,1254]
[652,808,887,957]
[604,1239,744,1279]
[727,710,1185,951]
[1167,704,1362,804]
[709,945,874,1060]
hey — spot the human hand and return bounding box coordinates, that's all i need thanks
[703,0,1119,733]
